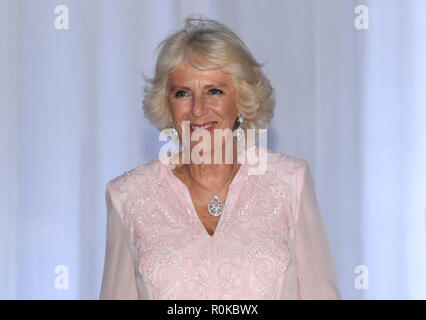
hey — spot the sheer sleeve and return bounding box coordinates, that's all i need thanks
[294,161,341,299]
[99,183,140,300]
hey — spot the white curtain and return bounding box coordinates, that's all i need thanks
[1,0,425,299]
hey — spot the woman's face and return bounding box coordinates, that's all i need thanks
[167,60,239,158]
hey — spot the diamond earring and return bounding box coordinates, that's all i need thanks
[235,116,245,143]
[169,122,179,145]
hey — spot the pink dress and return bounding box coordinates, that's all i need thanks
[99,146,341,299]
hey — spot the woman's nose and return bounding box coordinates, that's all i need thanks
[191,92,208,117]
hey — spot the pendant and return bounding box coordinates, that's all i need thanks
[208,195,224,217]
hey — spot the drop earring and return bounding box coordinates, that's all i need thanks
[169,122,179,145]
[235,115,245,143]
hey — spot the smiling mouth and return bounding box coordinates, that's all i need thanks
[190,121,217,130]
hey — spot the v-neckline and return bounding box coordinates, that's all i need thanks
[164,160,246,239]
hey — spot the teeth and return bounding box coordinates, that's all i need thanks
[190,122,216,130]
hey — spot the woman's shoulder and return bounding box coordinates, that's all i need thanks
[266,148,305,165]
[106,157,165,194]
[261,147,307,174]
[234,145,306,178]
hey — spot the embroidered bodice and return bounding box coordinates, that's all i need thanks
[100,146,341,299]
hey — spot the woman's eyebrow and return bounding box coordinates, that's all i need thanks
[205,83,229,89]
[169,86,191,92]
[169,83,229,92]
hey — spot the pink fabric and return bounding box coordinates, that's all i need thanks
[99,146,341,299]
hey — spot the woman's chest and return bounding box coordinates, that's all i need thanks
[124,178,295,299]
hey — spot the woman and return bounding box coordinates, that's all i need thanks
[100,16,341,300]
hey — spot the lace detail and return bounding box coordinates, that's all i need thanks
[213,151,303,299]
[107,147,305,299]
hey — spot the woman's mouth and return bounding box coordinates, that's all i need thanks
[190,121,217,131]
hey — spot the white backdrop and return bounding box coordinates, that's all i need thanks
[1,0,425,299]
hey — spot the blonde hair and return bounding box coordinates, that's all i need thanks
[142,15,275,137]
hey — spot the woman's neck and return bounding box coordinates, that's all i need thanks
[172,146,241,191]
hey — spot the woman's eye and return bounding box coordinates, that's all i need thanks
[175,90,188,98]
[209,88,224,95]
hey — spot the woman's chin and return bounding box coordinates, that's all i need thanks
[186,143,238,164]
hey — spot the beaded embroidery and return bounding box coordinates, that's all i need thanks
[107,148,305,299]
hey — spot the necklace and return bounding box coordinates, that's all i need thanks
[184,163,238,217]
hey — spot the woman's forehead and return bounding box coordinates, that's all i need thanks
[169,61,233,86]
